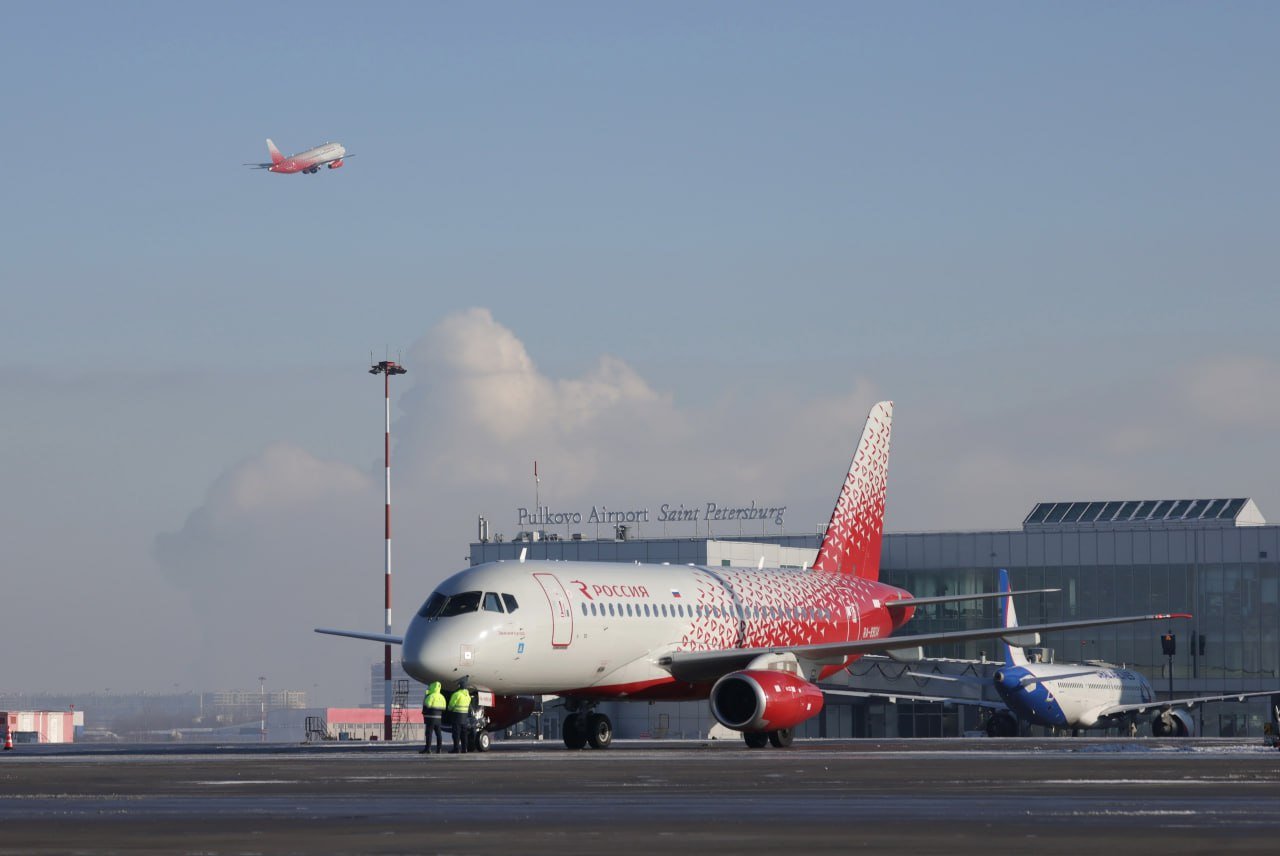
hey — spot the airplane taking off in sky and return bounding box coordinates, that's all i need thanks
[244,139,349,174]
[910,569,1275,737]
[318,401,1195,750]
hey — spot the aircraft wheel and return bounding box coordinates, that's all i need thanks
[768,729,794,748]
[474,730,491,752]
[562,713,588,750]
[743,732,769,749]
[586,713,613,750]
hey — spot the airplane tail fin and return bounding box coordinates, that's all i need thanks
[999,569,1029,667]
[266,138,284,165]
[812,400,893,579]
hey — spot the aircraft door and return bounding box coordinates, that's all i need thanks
[533,572,574,648]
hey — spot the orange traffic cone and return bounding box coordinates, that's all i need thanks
[3,729,13,750]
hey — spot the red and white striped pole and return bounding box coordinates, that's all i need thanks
[370,359,406,741]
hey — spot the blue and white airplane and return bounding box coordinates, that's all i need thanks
[912,570,1276,737]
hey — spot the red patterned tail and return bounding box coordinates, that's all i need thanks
[812,401,893,579]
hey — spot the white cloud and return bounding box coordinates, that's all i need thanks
[1182,355,1280,429]
[147,313,1280,702]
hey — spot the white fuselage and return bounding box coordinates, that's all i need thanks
[401,560,901,699]
[997,662,1156,729]
[295,142,344,163]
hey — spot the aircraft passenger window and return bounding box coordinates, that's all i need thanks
[439,591,482,617]
[608,603,615,617]
[661,604,668,617]
[483,592,504,613]
[581,603,588,616]
[643,604,651,617]
[417,592,448,619]
[679,604,685,617]
[626,604,634,617]
[502,593,519,613]
[590,603,597,616]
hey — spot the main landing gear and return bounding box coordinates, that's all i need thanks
[985,710,1019,738]
[562,701,613,750]
[743,728,794,749]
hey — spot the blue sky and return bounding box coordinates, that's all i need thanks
[2,2,1277,701]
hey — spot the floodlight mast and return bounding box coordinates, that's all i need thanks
[369,359,407,741]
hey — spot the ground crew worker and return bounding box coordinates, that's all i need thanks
[420,681,447,754]
[448,679,472,754]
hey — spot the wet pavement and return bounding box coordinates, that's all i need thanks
[2,738,1277,854]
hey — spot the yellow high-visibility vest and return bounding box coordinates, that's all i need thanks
[447,689,471,713]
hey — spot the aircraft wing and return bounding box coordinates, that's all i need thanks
[820,685,1005,709]
[887,588,1058,609]
[660,611,1191,684]
[1093,689,1280,719]
[314,627,403,645]
[904,671,990,687]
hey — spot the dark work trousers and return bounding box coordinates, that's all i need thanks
[423,713,443,752]
[450,710,469,754]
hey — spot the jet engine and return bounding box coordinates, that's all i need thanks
[328,159,344,169]
[709,669,824,732]
[1151,708,1194,737]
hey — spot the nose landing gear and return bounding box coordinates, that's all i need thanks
[561,701,613,750]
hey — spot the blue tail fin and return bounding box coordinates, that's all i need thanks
[999,569,1028,667]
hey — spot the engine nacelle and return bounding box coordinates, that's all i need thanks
[327,159,344,169]
[1151,708,1194,737]
[709,669,824,732]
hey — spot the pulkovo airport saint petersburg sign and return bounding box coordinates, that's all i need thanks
[517,501,787,528]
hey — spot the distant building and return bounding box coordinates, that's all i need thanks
[2,710,80,744]
[369,661,422,707]
[0,689,307,738]
[468,498,1280,738]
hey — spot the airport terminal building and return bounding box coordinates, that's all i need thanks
[469,498,1280,739]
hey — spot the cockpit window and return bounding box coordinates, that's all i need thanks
[438,591,482,617]
[502,593,519,613]
[483,592,504,613]
[417,592,447,619]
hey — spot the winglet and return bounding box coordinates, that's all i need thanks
[266,138,284,165]
[812,400,893,579]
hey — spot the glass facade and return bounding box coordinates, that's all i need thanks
[879,524,1280,736]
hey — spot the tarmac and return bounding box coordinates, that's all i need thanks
[2,738,1278,854]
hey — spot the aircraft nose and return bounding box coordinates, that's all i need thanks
[401,615,454,684]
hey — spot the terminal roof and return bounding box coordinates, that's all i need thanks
[1023,498,1265,530]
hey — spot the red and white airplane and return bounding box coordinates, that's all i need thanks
[318,401,1191,749]
[244,138,349,174]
